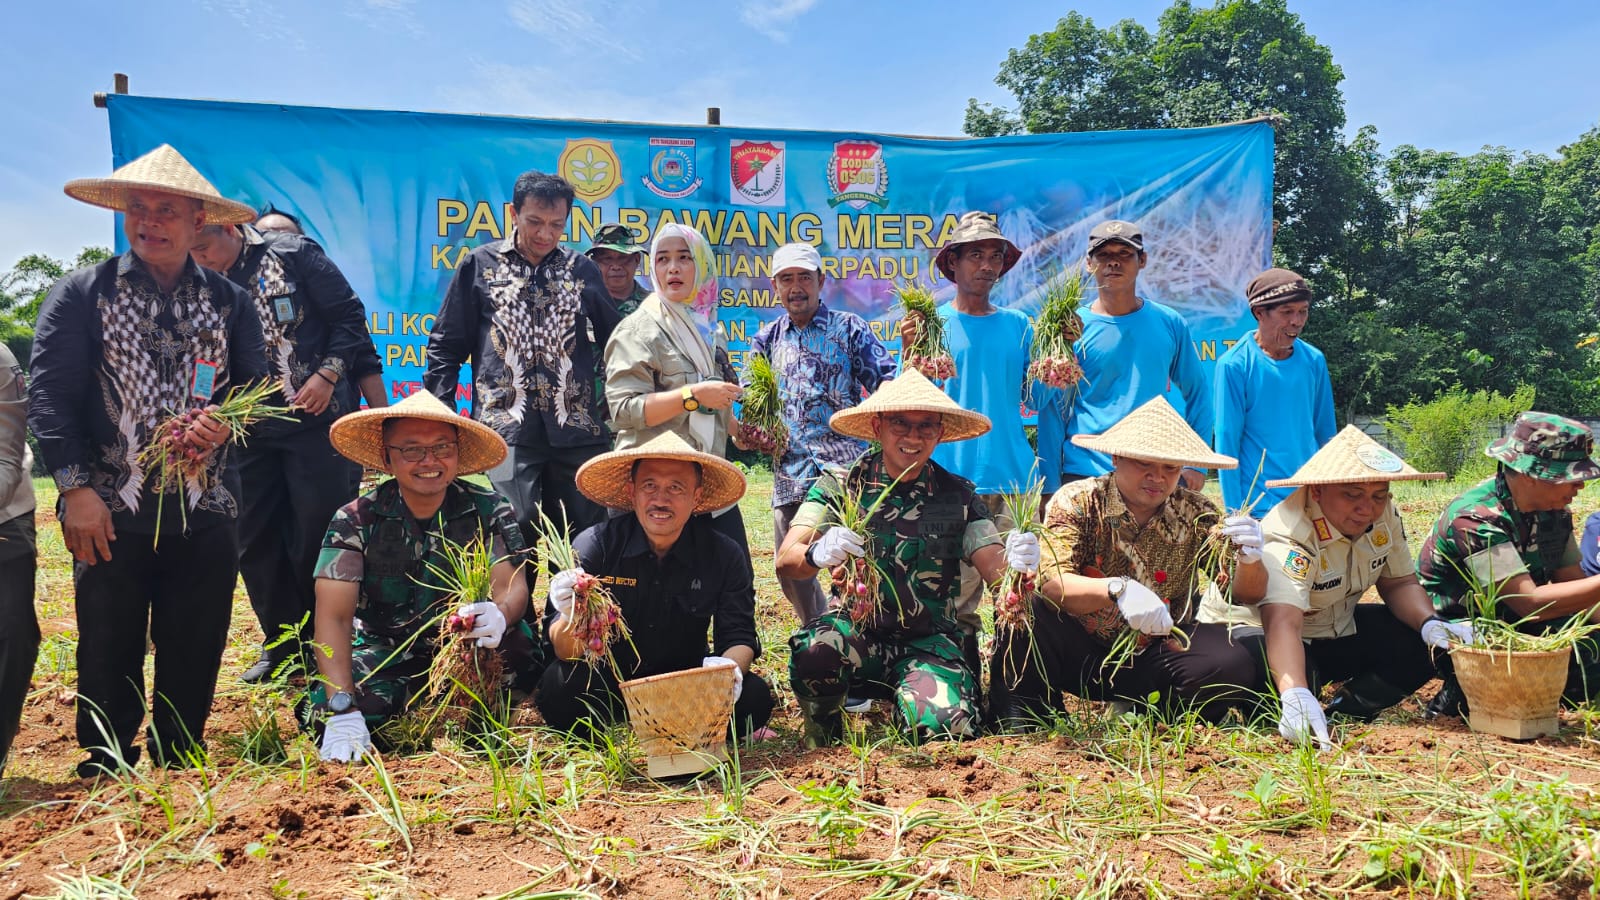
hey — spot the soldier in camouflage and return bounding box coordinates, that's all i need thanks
[1418,411,1600,717]
[306,390,538,762]
[586,223,649,317]
[779,371,1032,746]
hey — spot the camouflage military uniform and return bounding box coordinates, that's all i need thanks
[304,479,539,735]
[788,452,999,743]
[1419,412,1600,704]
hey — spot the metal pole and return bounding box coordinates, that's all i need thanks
[93,72,129,109]
[706,107,721,126]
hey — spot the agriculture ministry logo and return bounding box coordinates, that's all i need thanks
[641,137,702,200]
[826,140,888,209]
[728,140,785,207]
[559,138,622,204]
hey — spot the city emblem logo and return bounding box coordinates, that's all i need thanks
[558,138,622,205]
[728,140,785,207]
[641,137,702,200]
[1282,549,1311,581]
[826,140,889,209]
[1355,443,1404,473]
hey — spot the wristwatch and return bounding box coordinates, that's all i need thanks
[1106,576,1128,605]
[680,385,700,412]
[328,691,355,715]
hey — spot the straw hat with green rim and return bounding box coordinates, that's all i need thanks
[1266,425,1444,487]
[64,144,257,225]
[1072,396,1237,469]
[575,431,747,513]
[330,390,507,476]
[829,369,991,443]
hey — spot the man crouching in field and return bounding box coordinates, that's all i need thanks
[536,431,772,740]
[779,371,1027,747]
[990,397,1267,730]
[308,390,539,762]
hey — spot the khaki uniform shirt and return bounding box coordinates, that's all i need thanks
[1198,487,1413,639]
[603,309,738,453]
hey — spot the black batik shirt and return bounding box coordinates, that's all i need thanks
[425,237,622,449]
[546,514,760,678]
[28,253,267,534]
[224,225,376,434]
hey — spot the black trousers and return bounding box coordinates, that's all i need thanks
[1301,605,1436,694]
[991,598,1259,724]
[0,514,37,775]
[537,658,773,741]
[236,424,356,651]
[494,441,610,594]
[75,525,237,772]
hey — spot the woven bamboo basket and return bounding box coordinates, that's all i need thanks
[1451,646,1571,740]
[619,665,737,778]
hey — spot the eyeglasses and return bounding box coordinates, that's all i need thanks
[881,416,943,439]
[386,441,458,463]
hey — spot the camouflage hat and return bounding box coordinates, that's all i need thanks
[933,211,1020,280]
[586,223,646,257]
[1485,412,1600,484]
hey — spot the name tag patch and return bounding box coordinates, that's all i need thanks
[1311,576,1343,592]
[1370,554,1389,571]
[191,359,218,401]
[272,295,296,323]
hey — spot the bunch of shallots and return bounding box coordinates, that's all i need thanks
[993,481,1047,685]
[896,280,956,381]
[823,466,908,626]
[1029,270,1088,390]
[422,536,505,725]
[738,352,788,459]
[536,507,634,680]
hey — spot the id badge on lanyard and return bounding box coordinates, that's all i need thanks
[191,359,219,402]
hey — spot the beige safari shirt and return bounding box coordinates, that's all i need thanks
[603,309,737,453]
[1198,486,1413,639]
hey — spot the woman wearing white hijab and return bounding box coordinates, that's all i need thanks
[604,223,749,552]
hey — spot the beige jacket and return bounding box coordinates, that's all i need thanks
[0,345,35,524]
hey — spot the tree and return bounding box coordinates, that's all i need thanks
[0,247,110,364]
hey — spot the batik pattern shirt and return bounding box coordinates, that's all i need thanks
[224,225,373,432]
[28,254,266,533]
[426,237,621,448]
[748,303,895,507]
[1041,474,1220,643]
[1418,471,1580,612]
[316,479,527,655]
[792,452,999,641]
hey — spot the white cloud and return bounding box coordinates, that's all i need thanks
[437,59,747,126]
[738,0,817,43]
[349,0,424,36]
[505,0,637,59]
[198,0,309,52]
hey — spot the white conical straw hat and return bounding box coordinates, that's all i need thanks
[330,390,508,476]
[1266,425,1444,487]
[828,369,991,443]
[575,430,747,513]
[1071,396,1237,469]
[64,144,257,225]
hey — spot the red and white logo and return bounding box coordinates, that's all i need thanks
[728,140,785,207]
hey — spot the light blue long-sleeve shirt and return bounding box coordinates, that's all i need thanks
[926,304,1036,495]
[1213,331,1337,512]
[1037,298,1213,492]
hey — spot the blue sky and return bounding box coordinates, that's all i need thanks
[4,0,1598,270]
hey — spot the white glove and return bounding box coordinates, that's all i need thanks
[1005,532,1040,574]
[703,656,744,703]
[1420,617,1475,650]
[1115,579,1173,636]
[549,568,583,619]
[809,526,865,568]
[458,601,507,649]
[1220,515,1265,565]
[319,710,372,763]
[1278,686,1333,750]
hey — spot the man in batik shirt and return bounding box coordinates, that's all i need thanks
[30,145,267,777]
[778,372,1034,746]
[425,171,622,580]
[992,398,1266,729]
[747,241,894,624]
[190,219,377,682]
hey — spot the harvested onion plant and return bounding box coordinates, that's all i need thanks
[1191,454,1265,604]
[1028,269,1088,391]
[895,280,955,380]
[1101,620,1192,678]
[420,535,505,727]
[738,352,787,460]
[824,467,909,625]
[535,507,633,682]
[139,379,293,540]
[1456,560,1600,653]
[993,481,1049,686]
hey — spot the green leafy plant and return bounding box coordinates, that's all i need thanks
[1385,384,1536,478]
[895,279,953,379]
[798,778,867,857]
[1028,268,1087,391]
[737,352,787,459]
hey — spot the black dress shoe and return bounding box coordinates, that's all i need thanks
[1425,678,1467,720]
[240,647,302,684]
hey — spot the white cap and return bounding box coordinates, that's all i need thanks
[771,242,822,276]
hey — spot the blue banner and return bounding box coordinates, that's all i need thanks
[106,96,1273,407]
